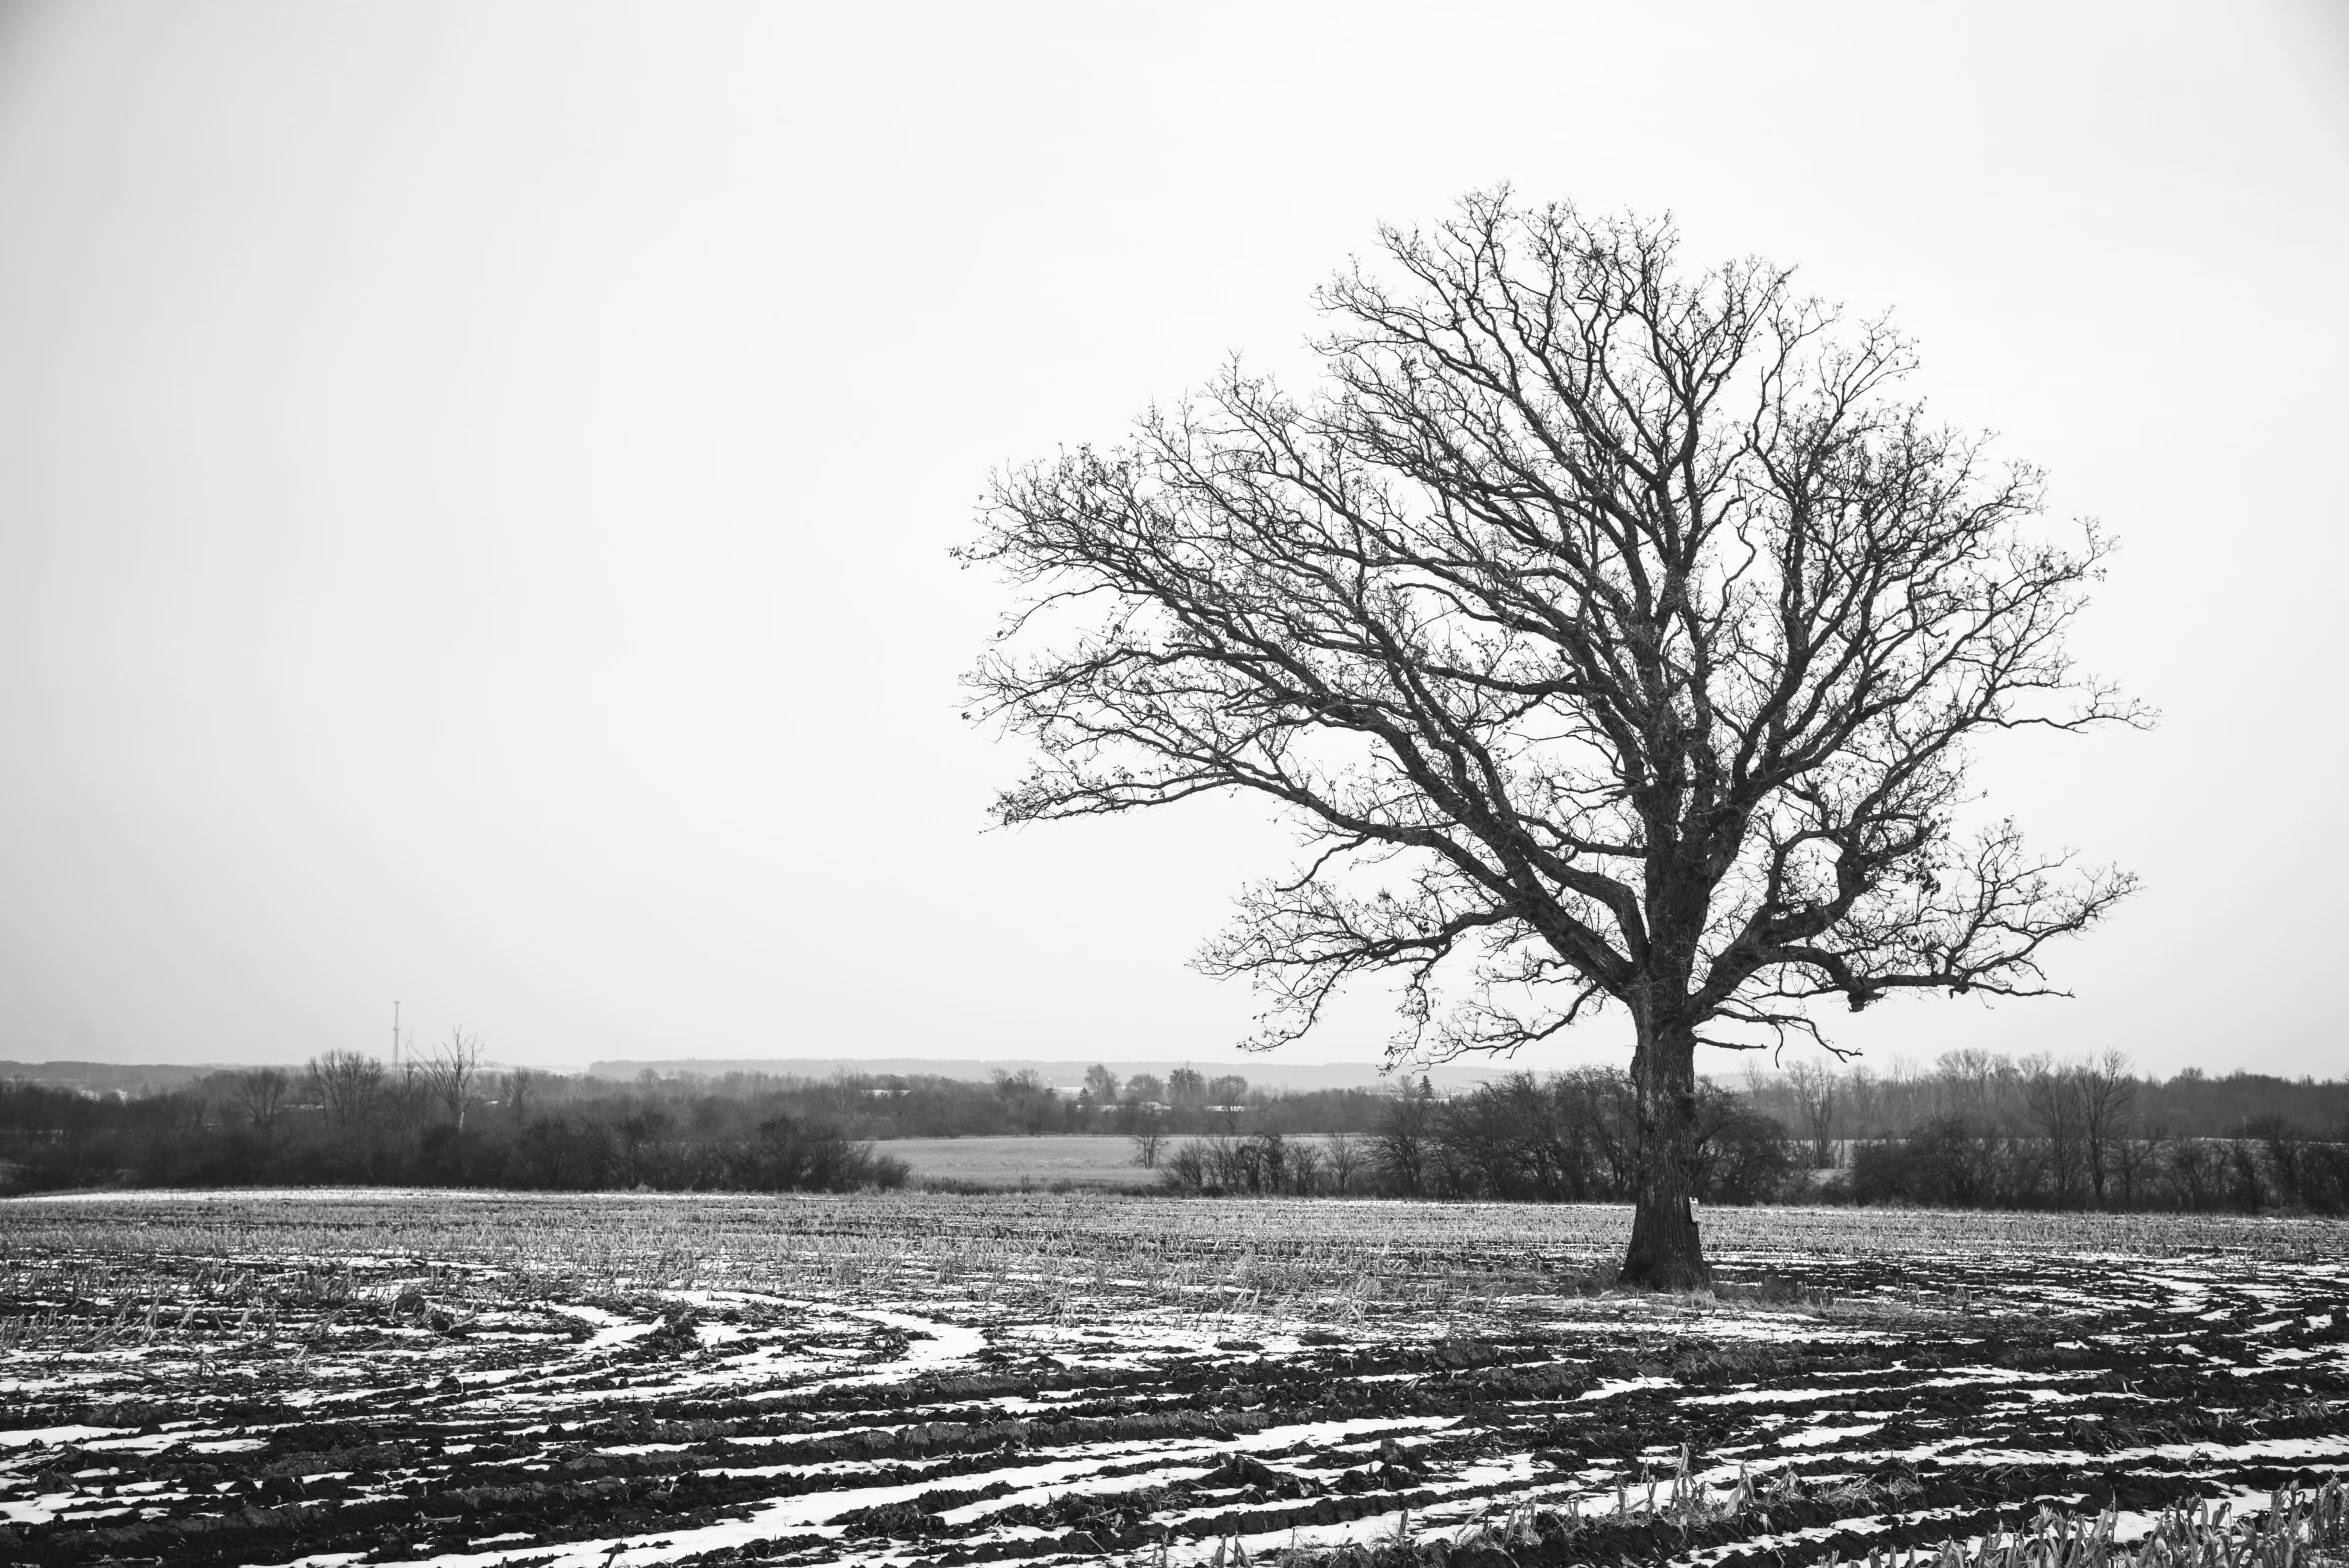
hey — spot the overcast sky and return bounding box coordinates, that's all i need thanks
[2,1,2344,1077]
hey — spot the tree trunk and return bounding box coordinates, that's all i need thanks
[1620,1014,1712,1291]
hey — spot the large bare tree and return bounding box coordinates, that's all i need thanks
[961,194,2141,1288]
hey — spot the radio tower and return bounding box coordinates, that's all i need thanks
[392,1000,401,1070]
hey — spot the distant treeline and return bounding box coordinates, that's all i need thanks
[733,1064,1397,1139]
[1143,1057,2349,1213]
[2,1047,2345,1213]
[1741,1054,2349,1143]
[0,1058,1405,1196]
[0,1049,912,1196]
[1746,1051,2349,1214]
[0,1055,1403,1196]
[1147,1070,1791,1204]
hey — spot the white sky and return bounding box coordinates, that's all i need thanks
[1,1,2344,1076]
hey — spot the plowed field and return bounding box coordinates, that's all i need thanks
[2,1193,2343,1567]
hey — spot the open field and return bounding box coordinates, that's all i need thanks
[1,1192,2344,1567]
[888,1136,1157,1188]
[888,1135,1354,1189]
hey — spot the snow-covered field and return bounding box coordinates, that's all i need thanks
[0,1192,2342,1566]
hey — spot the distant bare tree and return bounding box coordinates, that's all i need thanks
[991,1069,1056,1135]
[1288,1137,1325,1194]
[230,1068,291,1135]
[2111,1120,2166,1209]
[1933,1048,2007,1123]
[1843,1066,1882,1144]
[307,1050,385,1130]
[1157,1140,1208,1193]
[2076,1049,2137,1206]
[965,193,2142,1286]
[1130,1124,1165,1169]
[2018,1051,2137,1208]
[1786,1060,1837,1167]
[2248,1114,2312,1208]
[500,1068,538,1123]
[1083,1063,1122,1103]
[1254,1129,1292,1191]
[162,1089,211,1134]
[2164,1135,2219,1210]
[1374,1085,1437,1196]
[2024,1057,2090,1207]
[1325,1130,1364,1193]
[1556,1067,1640,1193]
[423,1029,486,1132]
[1205,1074,1250,1136]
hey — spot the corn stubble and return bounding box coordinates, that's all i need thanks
[1,1193,2343,1568]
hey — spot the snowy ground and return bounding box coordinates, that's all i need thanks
[0,1193,2342,1567]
